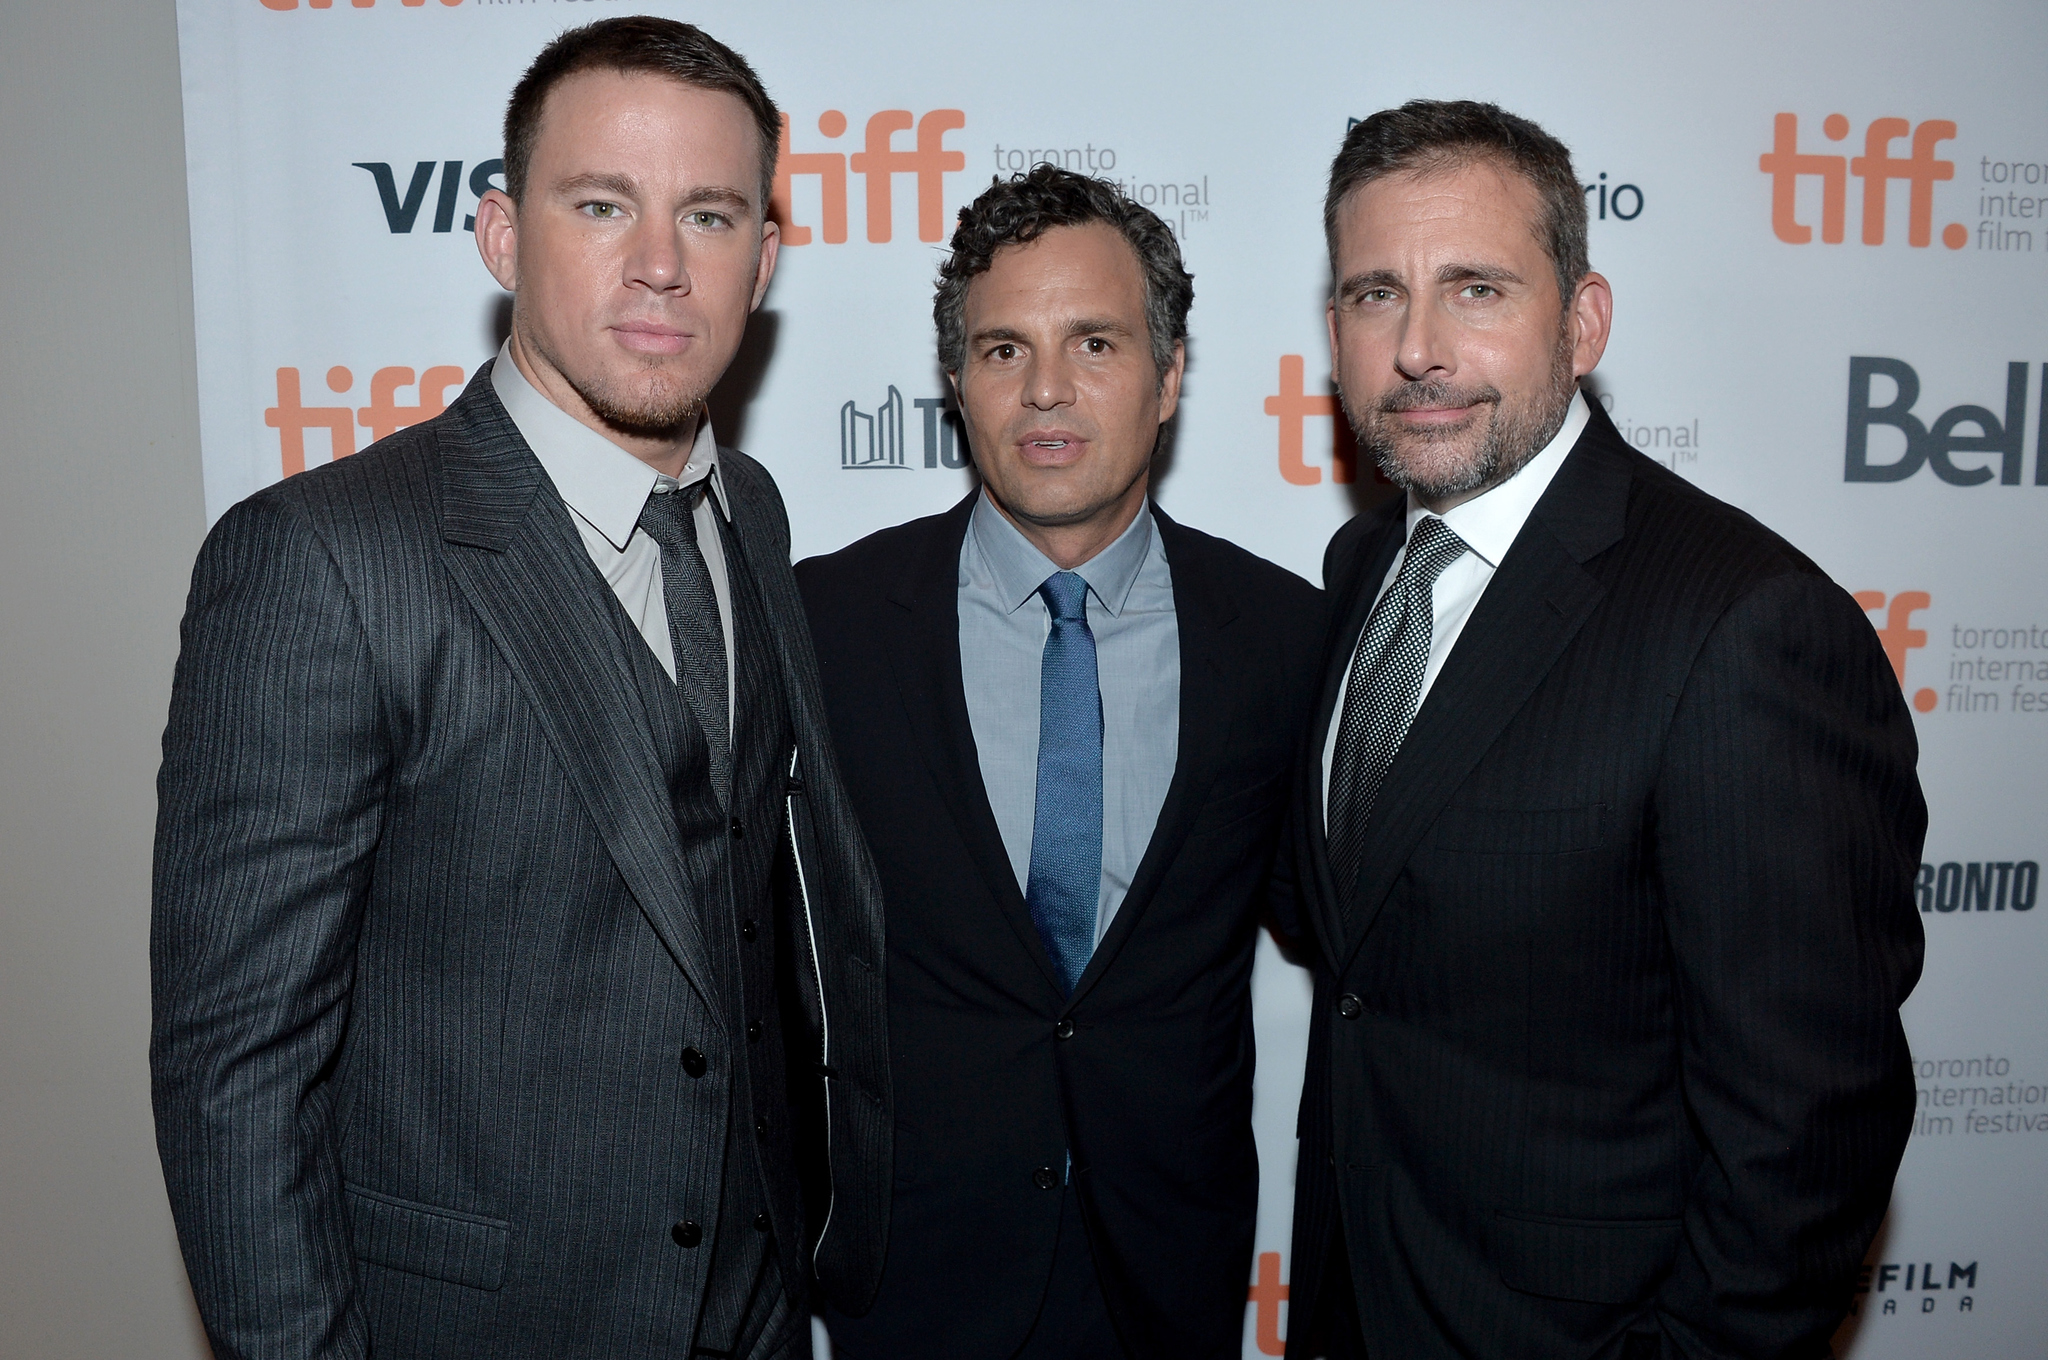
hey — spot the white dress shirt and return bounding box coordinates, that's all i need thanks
[1322,390,1591,823]
[490,344,733,715]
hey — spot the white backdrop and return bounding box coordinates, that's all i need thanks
[174,2,2048,1354]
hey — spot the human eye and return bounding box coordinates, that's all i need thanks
[988,342,1019,362]
[1081,336,1111,355]
[687,209,733,229]
[579,201,623,220]
[1459,282,1498,299]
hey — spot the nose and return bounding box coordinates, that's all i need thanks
[624,215,691,295]
[1022,347,1076,412]
[1394,297,1452,383]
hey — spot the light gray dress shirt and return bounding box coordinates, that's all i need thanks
[490,344,733,718]
[959,490,1180,946]
[1321,389,1590,824]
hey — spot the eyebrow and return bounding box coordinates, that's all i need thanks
[552,174,754,213]
[967,317,1137,349]
[1338,262,1526,301]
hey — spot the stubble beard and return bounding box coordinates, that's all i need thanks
[1348,323,1577,504]
[527,326,708,442]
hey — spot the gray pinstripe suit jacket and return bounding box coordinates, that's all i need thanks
[151,367,890,1359]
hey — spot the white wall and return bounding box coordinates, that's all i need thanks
[0,1,212,1356]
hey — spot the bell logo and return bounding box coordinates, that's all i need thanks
[774,109,966,245]
[1760,113,1965,249]
[265,364,464,477]
[1853,589,1936,713]
[1845,358,2045,485]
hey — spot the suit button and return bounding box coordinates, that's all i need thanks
[671,1220,702,1248]
[755,1116,770,1139]
[746,1020,764,1042]
[1033,1165,1058,1190]
[1338,993,1364,1020]
[730,817,744,839]
[1054,1019,1075,1041]
[754,1211,771,1232]
[680,1046,707,1078]
[740,919,758,942]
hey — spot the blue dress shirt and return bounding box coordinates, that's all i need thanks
[958,490,1180,946]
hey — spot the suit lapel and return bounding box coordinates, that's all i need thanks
[1066,508,1236,1006]
[1334,423,1632,975]
[1301,503,1404,973]
[885,495,1069,997]
[433,372,724,1017]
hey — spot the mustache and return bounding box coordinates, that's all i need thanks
[1375,379,1503,414]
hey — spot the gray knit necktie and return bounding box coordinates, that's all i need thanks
[637,480,729,804]
[1325,516,1469,899]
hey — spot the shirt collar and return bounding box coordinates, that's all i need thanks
[490,341,727,553]
[1410,387,1590,568]
[967,488,1157,618]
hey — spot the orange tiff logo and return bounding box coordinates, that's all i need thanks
[265,365,464,476]
[772,110,966,245]
[1760,113,1964,249]
[1246,1251,1290,1356]
[1854,589,1937,713]
[1266,355,1361,486]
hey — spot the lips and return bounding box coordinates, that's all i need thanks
[1015,428,1089,465]
[612,320,692,355]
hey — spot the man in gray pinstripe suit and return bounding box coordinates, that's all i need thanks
[151,19,888,1359]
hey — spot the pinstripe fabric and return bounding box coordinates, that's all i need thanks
[1282,399,1926,1360]
[152,366,889,1360]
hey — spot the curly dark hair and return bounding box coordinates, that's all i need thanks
[503,17,780,213]
[1325,100,1588,305]
[935,164,1193,381]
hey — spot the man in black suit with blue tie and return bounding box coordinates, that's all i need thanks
[152,20,889,1358]
[799,165,1324,1358]
[1285,101,1926,1360]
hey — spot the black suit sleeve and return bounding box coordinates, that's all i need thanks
[151,495,387,1360]
[1649,572,1925,1358]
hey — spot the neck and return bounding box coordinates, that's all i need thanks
[506,330,699,478]
[987,479,1148,571]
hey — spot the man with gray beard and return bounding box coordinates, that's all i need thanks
[1281,101,1926,1359]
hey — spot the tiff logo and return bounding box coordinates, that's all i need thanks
[840,386,971,471]
[773,110,966,245]
[1266,355,1363,486]
[355,158,503,234]
[1852,589,1935,713]
[265,364,464,476]
[1759,113,1964,248]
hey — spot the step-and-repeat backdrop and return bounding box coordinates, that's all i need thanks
[175,2,2046,1354]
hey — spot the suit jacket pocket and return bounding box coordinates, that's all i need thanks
[345,1183,509,1291]
[1431,804,1606,855]
[1198,773,1287,835]
[1492,1210,1681,1306]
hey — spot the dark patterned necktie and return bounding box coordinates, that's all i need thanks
[1325,515,1469,900]
[636,479,730,804]
[1024,571,1103,994]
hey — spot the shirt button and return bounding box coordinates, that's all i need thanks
[680,1046,707,1078]
[1032,1165,1058,1191]
[1338,993,1365,1020]
[730,817,744,839]
[1054,1019,1075,1041]
[747,1020,764,1042]
[753,1211,771,1232]
[740,919,758,942]
[754,1116,770,1139]
[671,1221,702,1248]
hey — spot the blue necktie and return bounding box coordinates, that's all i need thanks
[1024,571,1103,995]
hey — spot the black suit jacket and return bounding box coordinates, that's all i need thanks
[796,496,1323,1360]
[1284,400,1926,1360]
[151,369,891,1359]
